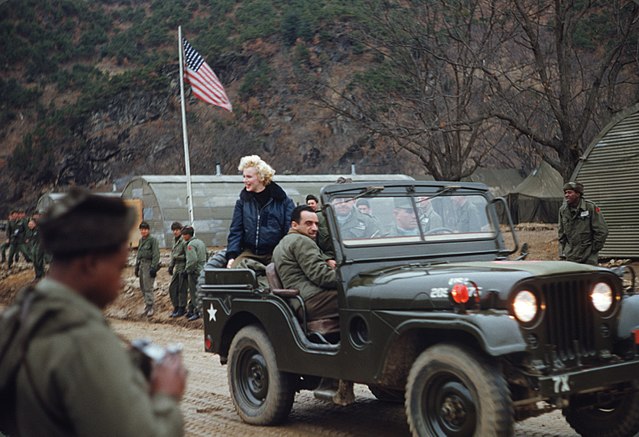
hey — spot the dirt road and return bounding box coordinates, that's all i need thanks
[112,319,578,437]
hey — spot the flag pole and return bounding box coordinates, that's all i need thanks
[178,25,195,224]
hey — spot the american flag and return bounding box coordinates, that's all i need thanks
[182,38,232,112]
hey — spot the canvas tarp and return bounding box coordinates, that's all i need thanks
[508,161,564,224]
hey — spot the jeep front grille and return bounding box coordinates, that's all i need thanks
[541,280,596,362]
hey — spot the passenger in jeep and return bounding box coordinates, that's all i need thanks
[272,205,339,322]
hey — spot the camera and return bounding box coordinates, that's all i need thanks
[130,338,183,378]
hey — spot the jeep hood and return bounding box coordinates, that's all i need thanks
[348,260,605,311]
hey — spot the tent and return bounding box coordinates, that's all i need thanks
[507,161,564,224]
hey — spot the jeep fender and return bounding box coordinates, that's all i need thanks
[617,294,639,338]
[391,311,527,356]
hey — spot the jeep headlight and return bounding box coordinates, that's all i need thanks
[591,282,613,312]
[513,290,537,323]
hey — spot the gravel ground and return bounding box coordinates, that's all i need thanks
[111,319,581,436]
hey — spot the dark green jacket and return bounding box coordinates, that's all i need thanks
[558,198,608,265]
[272,229,337,300]
[2,279,183,436]
[185,238,206,273]
[169,237,187,273]
[6,218,27,243]
[136,236,160,270]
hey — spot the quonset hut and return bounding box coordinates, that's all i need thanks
[572,104,639,259]
[121,174,414,248]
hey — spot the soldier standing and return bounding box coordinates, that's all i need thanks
[168,222,188,318]
[25,213,45,279]
[0,188,186,436]
[181,226,206,321]
[135,221,160,317]
[1,212,11,265]
[7,209,31,268]
[558,181,608,265]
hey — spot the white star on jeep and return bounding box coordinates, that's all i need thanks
[207,304,217,322]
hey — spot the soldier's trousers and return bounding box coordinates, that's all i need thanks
[186,271,201,313]
[169,267,188,308]
[138,259,155,306]
[8,242,31,267]
[0,241,7,262]
[32,245,45,279]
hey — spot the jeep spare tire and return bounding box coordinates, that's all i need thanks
[228,325,295,425]
[405,343,513,436]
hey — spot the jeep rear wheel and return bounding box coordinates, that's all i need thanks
[228,325,295,425]
[405,344,513,437]
[563,389,639,437]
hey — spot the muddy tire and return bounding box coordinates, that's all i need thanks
[563,389,639,437]
[368,384,405,403]
[228,325,295,425]
[405,343,513,437]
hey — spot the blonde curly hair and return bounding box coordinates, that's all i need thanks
[238,155,275,185]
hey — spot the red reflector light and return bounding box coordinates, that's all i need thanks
[205,337,213,351]
[634,330,639,345]
[451,283,469,304]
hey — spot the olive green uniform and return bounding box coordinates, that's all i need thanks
[450,200,481,232]
[335,208,380,240]
[272,229,339,321]
[7,218,31,267]
[3,278,183,436]
[168,236,188,309]
[419,206,443,232]
[24,225,45,279]
[184,238,206,314]
[136,235,160,307]
[558,198,608,265]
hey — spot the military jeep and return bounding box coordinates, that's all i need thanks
[200,181,639,437]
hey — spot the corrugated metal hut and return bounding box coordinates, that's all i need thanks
[121,174,414,248]
[572,103,639,258]
[507,161,564,224]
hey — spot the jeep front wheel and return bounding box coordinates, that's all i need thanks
[405,344,513,437]
[228,325,295,425]
[563,389,639,437]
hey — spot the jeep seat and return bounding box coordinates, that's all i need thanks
[265,263,339,340]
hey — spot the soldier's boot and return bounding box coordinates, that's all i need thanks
[314,379,354,406]
[141,304,151,316]
[184,309,194,318]
[146,306,154,317]
[170,307,179,317]
[175,307,186,317]
[188,311,200,321]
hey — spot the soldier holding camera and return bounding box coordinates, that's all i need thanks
[0,188,186,436]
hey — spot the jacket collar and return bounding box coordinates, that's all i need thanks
[239,182,287,202]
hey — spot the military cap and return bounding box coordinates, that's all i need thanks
[563,181,584,194]
[356,198,370,207]
[39,187,136,257]
[170,221,183,230]
[394,198,413,210]
[181,226,194,236]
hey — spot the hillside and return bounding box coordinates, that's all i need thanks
[1,0,636,213]
[0,0,411,213]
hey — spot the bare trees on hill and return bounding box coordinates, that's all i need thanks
[317,0,639,181]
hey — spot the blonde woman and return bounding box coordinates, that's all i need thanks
[226,155,295,268]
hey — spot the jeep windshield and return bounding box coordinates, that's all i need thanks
[331,193,498,247]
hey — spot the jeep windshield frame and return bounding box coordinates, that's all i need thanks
[320,181,516,264]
